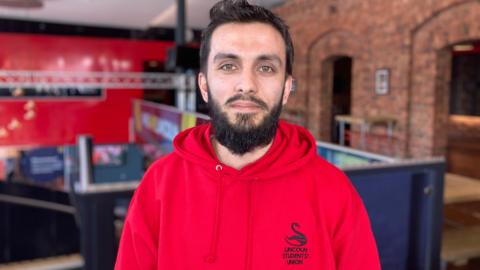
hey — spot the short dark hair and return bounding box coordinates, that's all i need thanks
[199,0,294,75]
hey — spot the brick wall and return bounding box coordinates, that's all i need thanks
[275,0,480,158]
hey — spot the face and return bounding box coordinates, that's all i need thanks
[198,22,293,154]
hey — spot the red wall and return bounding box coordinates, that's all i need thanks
[0,33,173,147]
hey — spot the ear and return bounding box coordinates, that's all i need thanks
[282,75,294,105]
[198,72,209,103]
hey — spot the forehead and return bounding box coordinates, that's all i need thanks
[209,22,286,61]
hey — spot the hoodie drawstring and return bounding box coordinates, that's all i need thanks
[204,164,224,263]
[244,179,256,270]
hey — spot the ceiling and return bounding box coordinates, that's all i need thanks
[0,0,286,30]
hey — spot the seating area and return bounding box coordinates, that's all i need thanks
[442,174,480,269]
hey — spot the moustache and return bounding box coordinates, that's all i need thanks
[225,94,269,111]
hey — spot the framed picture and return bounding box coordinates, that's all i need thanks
[375,69,390,95]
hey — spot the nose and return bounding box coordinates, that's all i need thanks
[235,69,258,94]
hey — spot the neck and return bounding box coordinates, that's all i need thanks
[211,137,273,170]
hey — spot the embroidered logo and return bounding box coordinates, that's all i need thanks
[283,222,310,265]
[285,222,307,246]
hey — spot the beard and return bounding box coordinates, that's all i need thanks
[207,88,283,155]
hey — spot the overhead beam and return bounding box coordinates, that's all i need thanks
[175,0,186,46]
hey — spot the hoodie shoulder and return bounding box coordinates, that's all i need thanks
[172,124,219,168]
[146,151,188,176]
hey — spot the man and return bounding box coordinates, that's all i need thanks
[115,0,380,269]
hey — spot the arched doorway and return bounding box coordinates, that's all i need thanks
[306,30,365,142]
[409,1,480,158]
[331,57,352,144]
[447,41,480,179]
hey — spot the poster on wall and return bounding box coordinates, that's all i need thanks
[21,147,64,186]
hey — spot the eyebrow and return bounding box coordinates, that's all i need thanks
[257,54,283,66]
[212,53,283,66]
[213,53,239,63]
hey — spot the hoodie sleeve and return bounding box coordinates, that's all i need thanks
[331,172,381,270]
[115,165,161,270]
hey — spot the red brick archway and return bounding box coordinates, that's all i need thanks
[306,30,367,141]
[409,0,480,157]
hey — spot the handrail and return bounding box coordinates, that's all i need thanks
[0,194,75,215]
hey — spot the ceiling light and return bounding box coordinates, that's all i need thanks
[453,44,474,52]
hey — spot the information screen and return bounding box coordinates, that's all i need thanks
[92,145,127,167]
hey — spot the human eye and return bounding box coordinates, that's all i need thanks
[219,63,237,72]
[258,65,275,73]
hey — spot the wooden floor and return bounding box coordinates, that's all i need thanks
[445,136,480,269]
[444,174,480,270]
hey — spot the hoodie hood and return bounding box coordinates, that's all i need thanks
[173,120,317,179]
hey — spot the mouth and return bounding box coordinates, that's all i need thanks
[225,95,269,113]
[228,100,264,113]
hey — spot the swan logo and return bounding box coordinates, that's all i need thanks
[285,222,307,246]
[283,222,310,265]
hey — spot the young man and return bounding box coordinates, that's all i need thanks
[115,0,380,269]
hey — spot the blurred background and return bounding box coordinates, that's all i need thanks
[0,0,479,269]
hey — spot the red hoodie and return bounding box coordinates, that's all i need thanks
[115,121,380,270]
